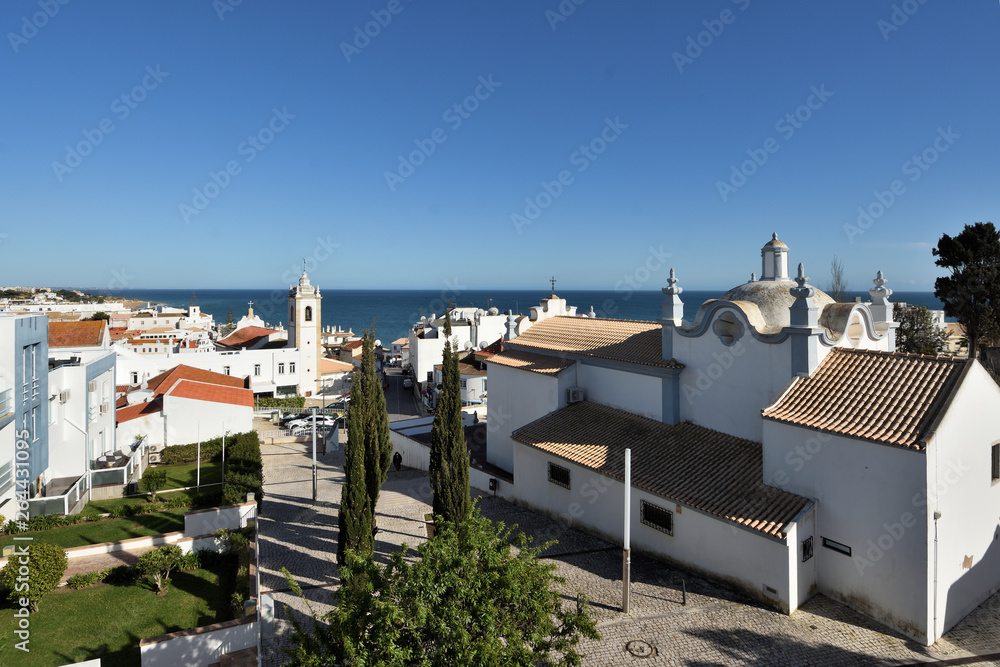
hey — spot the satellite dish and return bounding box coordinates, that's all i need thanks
[478,341,488,350]
[374,339,382,348]
[464,342,474,350]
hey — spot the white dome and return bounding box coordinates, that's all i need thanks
[722,280,833,328]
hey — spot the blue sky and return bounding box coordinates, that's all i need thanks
[1,1,997,293]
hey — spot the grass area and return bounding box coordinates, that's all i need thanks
[158,461,223,490]
[83,489,219,515]
[0,557,237,667]
[0,509,189,551]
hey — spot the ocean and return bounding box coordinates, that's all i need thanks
[92,288,948,344]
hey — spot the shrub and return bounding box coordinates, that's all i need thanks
[256,396,305,409]
[230,591,246,618]
[177,551,201,571]
[102,564,136,585]
[141,467,168,502]
[1,542,68,612]
[136,545,183,595]
[215,528,251,556]
[67,571,102,590]
[110,506,129,519]
[136,502,165,515]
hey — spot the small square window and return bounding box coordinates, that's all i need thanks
[640,500,673,535]
[460,379,467,389]
[278,363,285,374]
[254,364,261,376]
[547,462,570,489]
[290,362,296,373]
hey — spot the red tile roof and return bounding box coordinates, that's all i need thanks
[513,401,810,540]
[345,340,364,349]
[116,397,163,423]
[108,327,133,341]
[321,358,354,374]
[166,380,253,407]
[509,317,682,369]
[48,321,106,348]
[145,364,245,397]
[487,349,575,375]
[763,348,971,450]
[218,326,279,349]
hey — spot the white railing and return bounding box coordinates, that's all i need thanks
[26,473,89,517]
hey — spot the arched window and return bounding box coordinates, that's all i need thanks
[289,305,295,323]
[305,306,313,322]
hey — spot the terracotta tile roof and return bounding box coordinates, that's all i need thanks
[108,327,133,341]
[321,358,354,374]
[392,337,409,345]
[145,364,245,397]
[513,402,809,540]
[509,316,681,369]
[116,397,163,424]
[474,337,506,362]
[166,379,253,408]
[345,340,364,349]
[487,349,574,375]
[218,326,278,349]
[48,321,105,348]
[433,362,489,377]
[762,348,971,450]
[115,395,129,409]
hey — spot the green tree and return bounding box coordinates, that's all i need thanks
[933,222,1000,359]
[83,311,110,321]
[896,305,949,355]
[141,466,167,502]
[353,329,393,521]
[1,543,67,612]
[429,312,470,527]
[337,331,377,566]
[284,504,600,666]
[220,308,237,337]
[136,544,183,594]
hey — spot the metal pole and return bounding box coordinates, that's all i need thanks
[311,406,318,501]
[623,448,631,614]
[197,423,201,492]
[221,431,226,486]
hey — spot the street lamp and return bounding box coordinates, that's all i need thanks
[311,406,318,501]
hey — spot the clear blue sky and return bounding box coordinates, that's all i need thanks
[2,1,997,292]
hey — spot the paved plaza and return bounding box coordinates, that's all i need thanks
[256,427,1000,666]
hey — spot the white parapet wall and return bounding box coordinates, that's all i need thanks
[139,616,257,667]
[183,501,257,536]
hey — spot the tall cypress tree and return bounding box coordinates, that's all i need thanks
[359,329,393,518]
[337,332,376,566]
[429,312,471,527]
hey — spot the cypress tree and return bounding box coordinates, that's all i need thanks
[429,312,471,527]
[337,333,376,566]
[359,329,393,518]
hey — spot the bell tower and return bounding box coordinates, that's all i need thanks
[287,270,322,396]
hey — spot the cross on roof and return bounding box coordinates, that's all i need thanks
[550,276,557,295]
[248,300,253,308]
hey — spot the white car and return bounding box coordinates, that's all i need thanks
[286,416,339,430]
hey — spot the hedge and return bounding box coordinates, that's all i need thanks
[221,432,263,507]
[255,396,305,409]
[161,431,259,465]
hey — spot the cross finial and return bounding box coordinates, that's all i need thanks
[550,276,557,296]
[302,258,306,272]
[248,300,253,308]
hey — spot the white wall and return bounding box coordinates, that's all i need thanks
[140,618,257,667]
[925,363,1000,640]
[512,443,798,610]
[184,502,257,536]
[577,364,661,421]
[162,396,252,446]
[485,362,573,473]
[674,315,792,442]
[762,420,929,642]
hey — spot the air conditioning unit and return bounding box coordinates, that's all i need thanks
[100,403,109,414]
[567,388,586,404]
[59,389,70,403]
[88,380,97,393]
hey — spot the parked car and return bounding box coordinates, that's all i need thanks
[402,378,413,389]
[286,415,339,430]
[279,412,312,426]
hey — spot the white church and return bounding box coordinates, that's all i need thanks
[115,272,324,398]
[485,234,1000,645]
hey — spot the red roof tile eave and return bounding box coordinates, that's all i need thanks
[760,414,929,452]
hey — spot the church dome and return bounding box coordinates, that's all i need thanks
[722,280,834,328]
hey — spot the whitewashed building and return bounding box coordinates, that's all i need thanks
[485,234,1000,645]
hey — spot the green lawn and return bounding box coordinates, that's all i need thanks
[83,489,219,515]
[0,509,189,551]
[157,461,223,490]
[0,558,237,667]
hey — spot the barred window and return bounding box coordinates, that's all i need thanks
[640,500,673,535]
[547,462,570,489]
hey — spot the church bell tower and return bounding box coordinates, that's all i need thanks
[287,270,322,396]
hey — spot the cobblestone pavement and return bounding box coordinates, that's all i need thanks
[258,430,1000,666]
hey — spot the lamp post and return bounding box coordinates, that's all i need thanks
[311,406,318,501]
[622,448,631,614]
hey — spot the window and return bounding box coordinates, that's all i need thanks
[0,460,13,495]
[305,306,313,322]
[460,378,467,389]
[278,363,285,374]
[822,537,851,557]
[802,536,814,562]
[223,366,231,376]
[289,305,295,323]
[547,462,570,489]
[130,372,138,384]
[0,387,12,421]
[992,442,1000,483]
[640,500,673,535]
[31,406,38,441]
[290,362,296,373]
[254,364,261,376]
